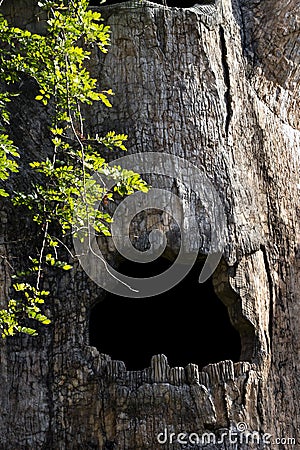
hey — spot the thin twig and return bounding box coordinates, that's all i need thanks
[87,233,139,293]
[51,235,76,259]
[36,221,49,292]
[0,255,14,271]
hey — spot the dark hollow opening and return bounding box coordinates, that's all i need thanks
[89,258,241,370]
[90,1,213,8]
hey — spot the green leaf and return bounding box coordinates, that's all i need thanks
[19,327,38,336]
[13,283,27,292]
[98,93,112,107]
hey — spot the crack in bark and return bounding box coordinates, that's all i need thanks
[219,25,233,138]
[260,244,274,353]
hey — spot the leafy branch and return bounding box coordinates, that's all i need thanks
[0,0,149,337]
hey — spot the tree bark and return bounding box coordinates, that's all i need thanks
[0,0,299,449]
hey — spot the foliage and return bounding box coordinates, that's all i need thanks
[0,0,149,337]
[0,92,20,197]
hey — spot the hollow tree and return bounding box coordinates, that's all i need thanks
[0,0,299,449]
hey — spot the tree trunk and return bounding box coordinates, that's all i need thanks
[0,0,299,449]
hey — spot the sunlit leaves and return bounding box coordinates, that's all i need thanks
[0,93,20,196]
[0,284,50,338]
[0,0,150,337]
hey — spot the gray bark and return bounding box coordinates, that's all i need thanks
[0,0,299,449]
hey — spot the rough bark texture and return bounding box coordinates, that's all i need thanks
[0,0,299,449]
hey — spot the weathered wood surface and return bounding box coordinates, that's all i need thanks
[0,0,299,448]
